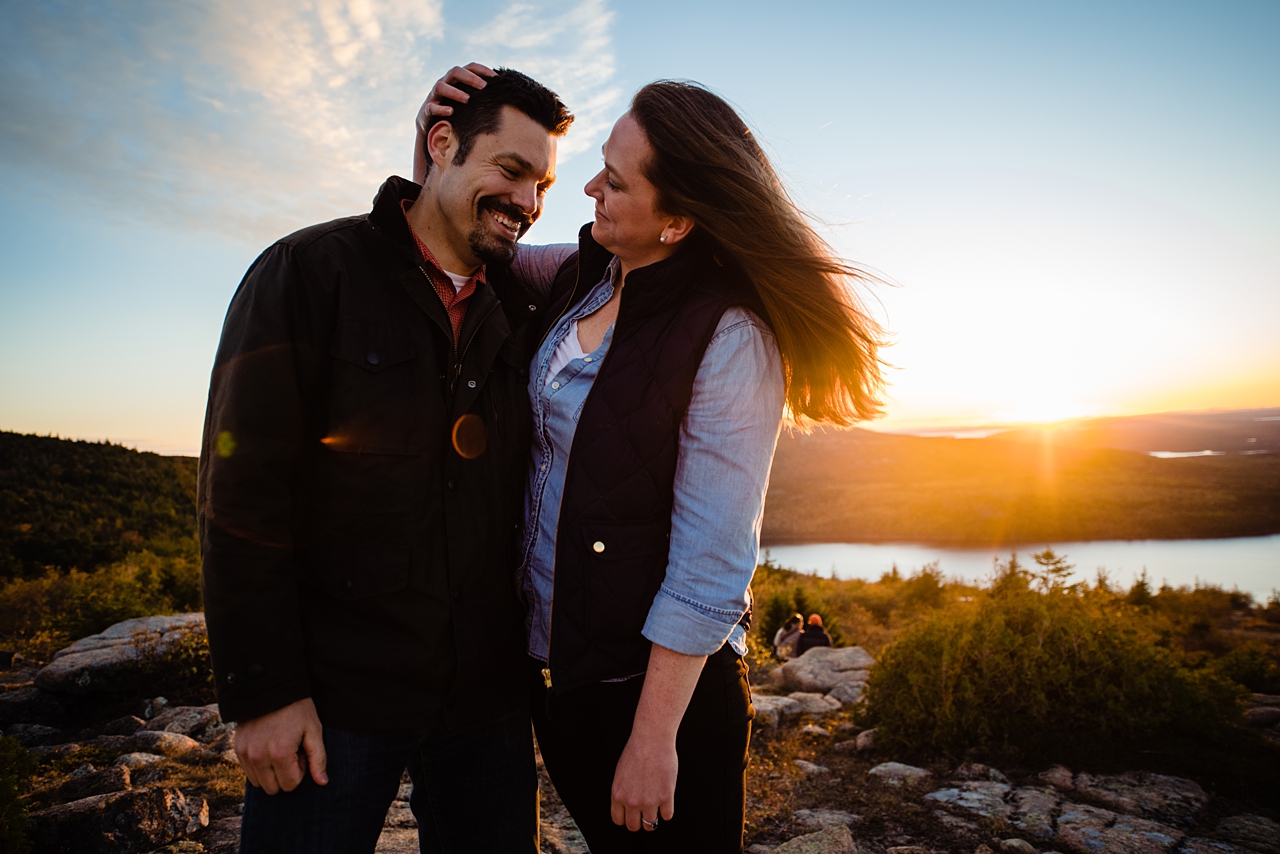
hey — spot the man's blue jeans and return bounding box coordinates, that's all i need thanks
[239,709,537,853]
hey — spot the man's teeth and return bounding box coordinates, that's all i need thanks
[491,211,519,231]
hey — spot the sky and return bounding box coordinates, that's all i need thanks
[1,0,1277,454]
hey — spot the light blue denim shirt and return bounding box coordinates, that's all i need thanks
[511,244,785,665]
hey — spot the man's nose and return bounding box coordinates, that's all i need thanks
[512,182,538,216]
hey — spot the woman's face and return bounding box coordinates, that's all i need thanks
[584,113,675,270]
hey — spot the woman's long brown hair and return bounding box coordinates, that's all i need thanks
[630,81,886,425]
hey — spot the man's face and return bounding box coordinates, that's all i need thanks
[434,105,558,267]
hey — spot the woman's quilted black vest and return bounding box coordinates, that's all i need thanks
[544,227,757,695]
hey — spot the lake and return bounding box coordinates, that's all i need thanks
[762,534,1280,603]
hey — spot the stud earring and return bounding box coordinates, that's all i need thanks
[659,234,667,244]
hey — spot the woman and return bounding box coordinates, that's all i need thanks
[416,65,884,852]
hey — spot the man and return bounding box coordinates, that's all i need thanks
[198,68,572,852]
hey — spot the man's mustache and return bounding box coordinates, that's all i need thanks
[479,198,534,235]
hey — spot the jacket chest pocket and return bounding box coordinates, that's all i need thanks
[325,318,429,456]
[581,519,670,645]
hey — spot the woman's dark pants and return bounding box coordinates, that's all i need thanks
[238,709,537,853]
[531,645,754,853]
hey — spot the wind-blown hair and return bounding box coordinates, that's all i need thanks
[425,67,573,174]
[629,81,886,425]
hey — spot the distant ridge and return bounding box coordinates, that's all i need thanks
[0,431,197,579]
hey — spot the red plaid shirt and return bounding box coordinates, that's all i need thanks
[401,200,482,342]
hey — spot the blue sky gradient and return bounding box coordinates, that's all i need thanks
[1,0,1277,452]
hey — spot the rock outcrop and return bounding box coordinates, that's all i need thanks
[34,614,205,696]
[28,787,209,854]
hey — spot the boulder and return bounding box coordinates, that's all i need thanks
[1040,765,1075,790]
[93,715,147,737]
[793,809,859,830]
[1251,693,1280,707]
[772,825,857,854]
[1001,840,1037,854]
[126,730,202,758]
[855,728,878,752]
[115,752,165,769]
[28,787,209,854]
[1244,707,1280,728]
[955,761,1009,783]
[800,724,831,738]
[788,692,842,715]
[771,646,875,693]
[145,704,225,742]
[868,762,931,787]
[49,764,131,802]
[0,685,65,725]
[6,722,64,747]
[753,694,803,727]
[1009,787,1060,841]
[1056,802,1184,854]
[833,740,858,753]
[826,682,864,705]
[35,614,205,696]
[1216,815,1280,854]
[794,759,829,775]
[1073,771,1208,826]
[924,781,1013,821]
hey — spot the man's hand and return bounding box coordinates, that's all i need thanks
[233,697,328,795]
[413,63,495,184]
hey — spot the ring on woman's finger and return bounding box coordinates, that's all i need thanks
[642,817,659,830]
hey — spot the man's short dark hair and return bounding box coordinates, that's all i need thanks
[425,68,573,174]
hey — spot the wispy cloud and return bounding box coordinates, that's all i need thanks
[0,0,620,241]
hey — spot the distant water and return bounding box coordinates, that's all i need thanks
[763,535,1280,603]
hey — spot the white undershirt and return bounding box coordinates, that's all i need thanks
[544,320,588,388]
[442,270,468,294]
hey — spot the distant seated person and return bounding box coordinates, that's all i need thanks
[772,613,804,660]
[796,613,833,656]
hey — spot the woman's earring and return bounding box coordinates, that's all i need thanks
[659,234,667,244]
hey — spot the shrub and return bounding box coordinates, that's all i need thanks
[0,547,201,659]
[0,736,37,854]
[866,559,1245,760]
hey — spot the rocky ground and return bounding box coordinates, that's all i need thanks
[3,616,1278,854]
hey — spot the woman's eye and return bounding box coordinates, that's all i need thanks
[605,178,619,191]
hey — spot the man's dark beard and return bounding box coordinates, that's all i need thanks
[468,198,533,265]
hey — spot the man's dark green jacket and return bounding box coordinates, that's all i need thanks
[198,176,556,728]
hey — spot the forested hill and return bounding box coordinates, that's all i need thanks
[0,432,197,579]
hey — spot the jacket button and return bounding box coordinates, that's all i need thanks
[366,351,380,365]
[528,304,537,311]
[447,479,457,491]
[344,579,353,592]
[593,541,606,553]
[226,672,236,685]
[467,380,477,388]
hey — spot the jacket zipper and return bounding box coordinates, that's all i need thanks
[420,267,499,395]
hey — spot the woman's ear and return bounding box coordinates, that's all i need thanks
[426,122,458,173]
[661,215,696,246]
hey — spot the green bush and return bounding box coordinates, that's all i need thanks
[0,736,37,854]
[0,547,201,659]
[866,558,1245,760]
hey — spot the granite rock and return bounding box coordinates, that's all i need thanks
[772,825,857,854]
[771,646,875,694]
[35,614,205,696]
[28,786,209,854]
[1215,815,1280,854]
[868,762,932,787]
[789,692,843,715]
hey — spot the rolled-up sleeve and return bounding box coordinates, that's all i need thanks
[642,308,785,656]
[510,243,576,298]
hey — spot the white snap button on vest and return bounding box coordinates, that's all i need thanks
[592,541,606,553]
[584,357,592,363]
[551,381,560,389]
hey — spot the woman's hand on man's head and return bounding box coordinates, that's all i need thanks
[413,63,495,184]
